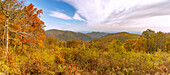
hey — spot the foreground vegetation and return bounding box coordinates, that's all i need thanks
[0,0,169,74]
[0,39,169,74]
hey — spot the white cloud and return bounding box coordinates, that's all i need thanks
[49,11,85,21]
[49,11,72,20]
[62,0,170,32]
[73,13,85,21]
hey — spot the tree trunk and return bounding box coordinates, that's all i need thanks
[5,18,8,60]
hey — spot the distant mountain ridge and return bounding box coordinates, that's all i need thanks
[92,32,140,43]
[45,29,92,41]
[45,29,141,42]
[86,32,107,39]
[45,29,108,41]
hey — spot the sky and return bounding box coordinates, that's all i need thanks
[26,0,170,32]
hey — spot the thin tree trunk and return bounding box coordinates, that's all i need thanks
[5,18,8,60]
[6,22,8,53]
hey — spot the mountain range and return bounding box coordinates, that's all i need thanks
[45,29,140,42]
[45,29,108,41]
[92,32,140,43]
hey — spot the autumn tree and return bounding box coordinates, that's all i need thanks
[155,31,166,51]
[91,41,104,49]
[166,43,170,52]
[0,0,45,52]
[0,0,24,57]
[135,29,167,52]
[165,33,170,51]
[133,36,147,52]
[0,7,5,47]
[20,3,45,49]
[123,39,137,51]
[107,40,123,52]
[67,40,83,48]
[45,36,58,46]
[142,29,156,52]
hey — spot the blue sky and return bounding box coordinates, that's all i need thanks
[26,0,170,32]
[26,0,88,31]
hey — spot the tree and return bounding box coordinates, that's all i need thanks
[0,0,45,53]
[155,31,166,51]
[165,33,170,52]
[133,36,147,52]
[107,40,123,52]
[123,39,137,51]
[67,40,83,48]
[45,37,58,46]
[0,0,24,57]
[142,29,156,52]
[166,43,170,52]
[20,3,45,48]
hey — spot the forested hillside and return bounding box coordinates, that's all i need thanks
[45,29,96,41]
[92,32,140,43]
[86,32,107,39]
[0,0,169,75]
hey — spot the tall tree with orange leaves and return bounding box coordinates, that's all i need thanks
[0,0,24,58]
[0,0,45,54]
[20,3,45,49]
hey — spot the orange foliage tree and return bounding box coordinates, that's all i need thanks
[20,3,45,49]
[0,0,45,51]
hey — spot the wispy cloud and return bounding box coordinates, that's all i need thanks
[49,11,72,20]
[49,11,85,21]
[62,0,170,32]
[73,13,85,21]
